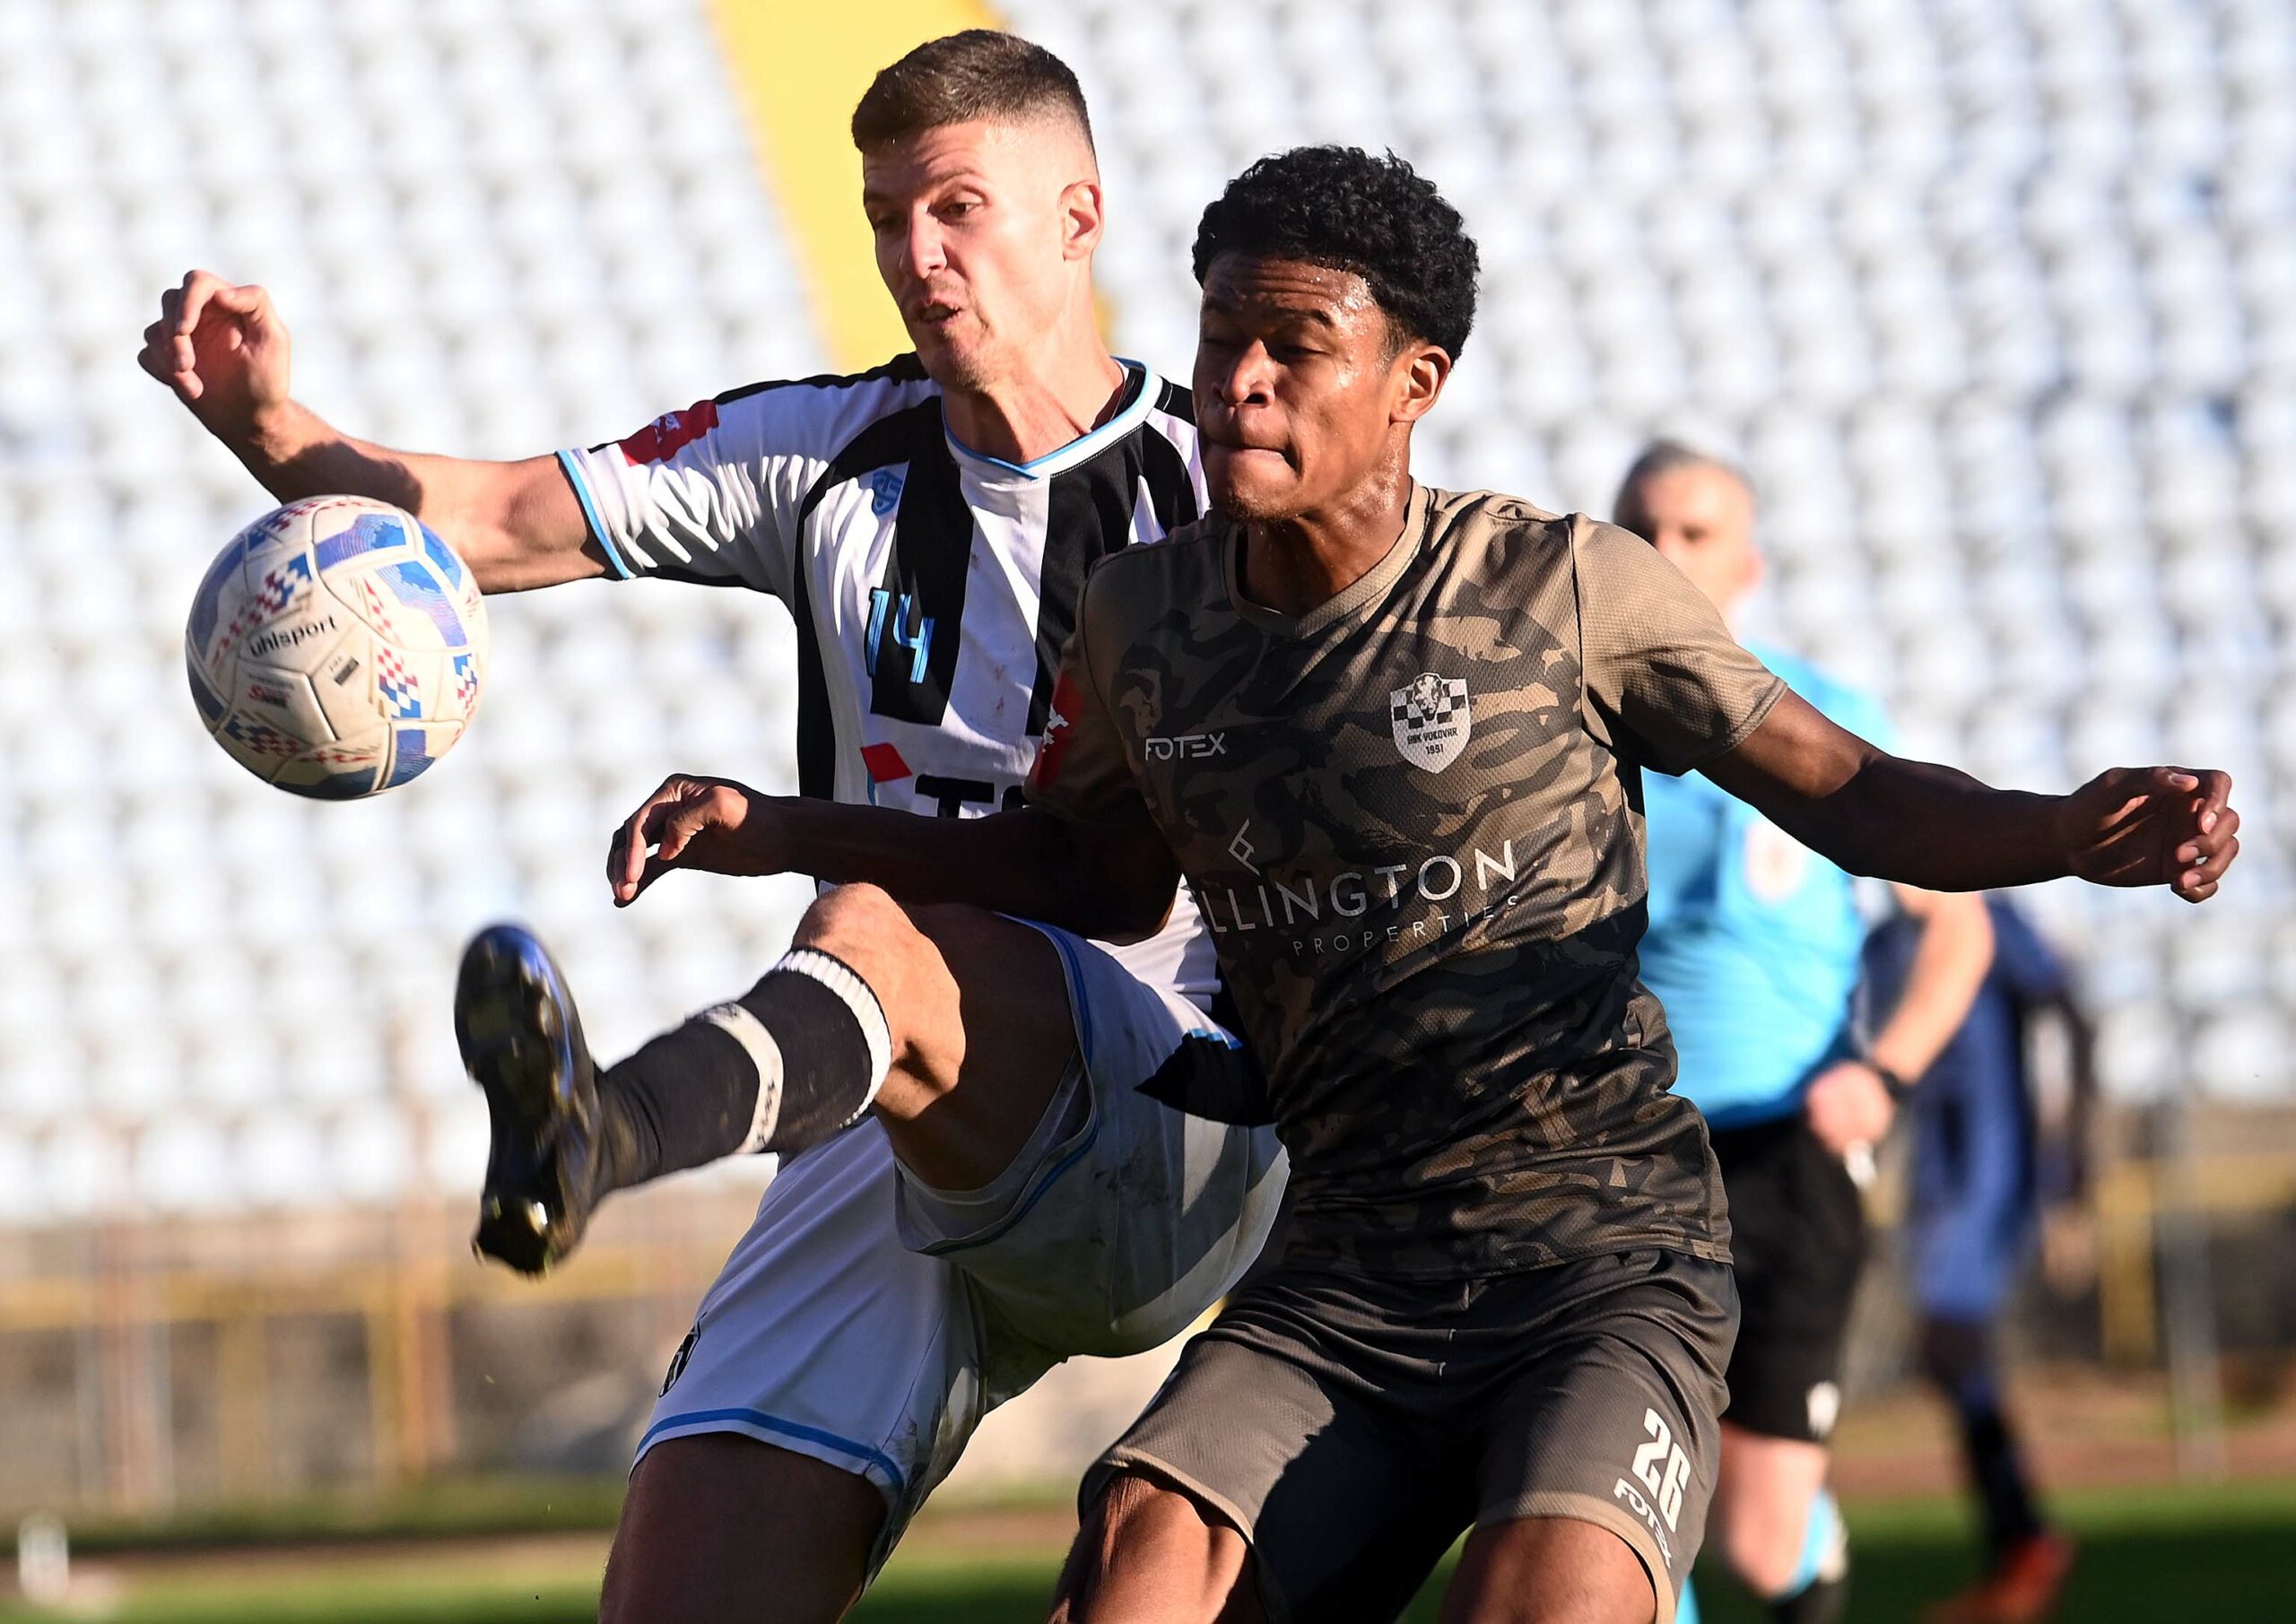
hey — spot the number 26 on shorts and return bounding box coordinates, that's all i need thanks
[1631,1408,1692,1532]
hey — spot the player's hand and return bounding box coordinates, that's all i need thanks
[2054,766,2238,902]
[1805,1060,1895,1159]
[137,270,291,444]
[608,774,777,905]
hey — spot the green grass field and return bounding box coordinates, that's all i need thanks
[6,1478,2289,1624]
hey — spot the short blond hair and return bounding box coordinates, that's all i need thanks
[850,30,1093,154]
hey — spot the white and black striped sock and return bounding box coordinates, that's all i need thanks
[594,949,892,1194]
[711,948,892,1154]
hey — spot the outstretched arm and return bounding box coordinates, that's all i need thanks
[604,774,1185,943]
[1700,690,2239,902]
[139,270,604,591]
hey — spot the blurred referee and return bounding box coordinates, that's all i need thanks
[1618,443,1996,1624]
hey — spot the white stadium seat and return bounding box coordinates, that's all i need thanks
[0,0,839,1217]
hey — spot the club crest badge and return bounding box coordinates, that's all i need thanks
[1390,672,1471,772]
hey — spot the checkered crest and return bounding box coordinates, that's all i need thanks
[1389,672,1471,772]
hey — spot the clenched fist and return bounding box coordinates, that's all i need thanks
[2054,766,2238,903]
[137,270,292,447]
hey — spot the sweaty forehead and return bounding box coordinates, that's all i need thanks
[1201,254,1382,330]
[861,116,1090,199]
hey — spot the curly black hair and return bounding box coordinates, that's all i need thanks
[1192,146,1479,359]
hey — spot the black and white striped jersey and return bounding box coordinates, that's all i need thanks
[558,354,1217,1001]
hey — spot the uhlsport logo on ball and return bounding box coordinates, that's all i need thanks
[185,495,489,798]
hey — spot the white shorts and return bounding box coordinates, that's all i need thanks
[636,926,1288,1569]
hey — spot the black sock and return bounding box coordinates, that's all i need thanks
[1771,1575,1847,1624]
[591,948,891,1195]
[1959,1400,2045,1561]
[1922,1316,2047,1562]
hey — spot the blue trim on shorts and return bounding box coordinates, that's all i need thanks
[1043,924,1096,1058]
[934,1116,1105,1255]
[638,1406,907,1490]
[556,449,633,580]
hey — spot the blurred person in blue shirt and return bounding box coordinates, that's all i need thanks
[1866,896,2092,1623]
[1618,444,1996,1624]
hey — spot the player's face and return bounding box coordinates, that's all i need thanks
[1625,465,1761,616]
[860,118,1099,391]
[1194,254,1447,522]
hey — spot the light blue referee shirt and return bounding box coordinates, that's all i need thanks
[1639,643,1895,1131]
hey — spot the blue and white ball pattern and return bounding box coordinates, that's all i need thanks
[186,496,489,798]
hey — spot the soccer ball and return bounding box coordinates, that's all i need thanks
[186,495,489,798]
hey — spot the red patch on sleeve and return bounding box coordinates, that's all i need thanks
[861,743,911,784]
[1027,671,1085,795]
[616,398,721,465]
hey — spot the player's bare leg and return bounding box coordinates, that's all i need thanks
[459,886,1074,1272]
[1439,1516,1663,1624]
[788,883,1076,1195]
[1048,1472,1263,1624]
[600,1434,884,1624]
[1709,1425,1845,1620]
[1049,1478,1661,1624]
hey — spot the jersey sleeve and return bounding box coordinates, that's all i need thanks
[556,369,928,599]
[1571,516,1787,775]
[1023,572,1157,829]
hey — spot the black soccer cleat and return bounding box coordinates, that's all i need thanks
[457,923,601,1276]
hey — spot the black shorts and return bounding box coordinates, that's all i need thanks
[1083,1248,1737,1624]
[1709,1114,1867,1443]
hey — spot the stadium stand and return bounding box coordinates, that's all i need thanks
[1,0,825,1217]
[0,0,2290,1220]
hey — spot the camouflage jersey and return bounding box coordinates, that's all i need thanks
[1027,485,1787,1277]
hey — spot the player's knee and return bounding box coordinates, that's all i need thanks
[801,881,918,957]
[796,883,944,1015]
[1716,1496,1806,1598]
[1724,1530,1803,1598]
[809,889,996,956]
[1441,1517,1654,1624]
[1055,1471,1257,1624]
[1723,1487,1846,1614]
